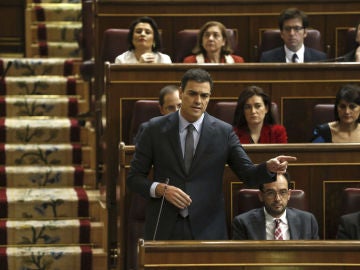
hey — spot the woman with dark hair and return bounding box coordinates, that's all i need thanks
[312,84,360,142]
[233,86,287,143]
[115,16,172,63]
[183,21,244,63]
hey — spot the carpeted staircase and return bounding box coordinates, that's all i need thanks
[0,1,107,269]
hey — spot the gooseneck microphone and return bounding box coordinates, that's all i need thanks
[316,56,346,62]
[153,178,170,240]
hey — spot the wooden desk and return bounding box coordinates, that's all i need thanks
[117,143,360,270]
[138,240,360,269]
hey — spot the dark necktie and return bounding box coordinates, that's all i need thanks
[274,219,283,240]
[184,124,195,173]
[180,124,194,218]
[292,53,298,63]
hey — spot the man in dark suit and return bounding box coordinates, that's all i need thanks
[127,68,296,240]
[260,8,327,63]
[232,172,319,240]
[337,211,360,239]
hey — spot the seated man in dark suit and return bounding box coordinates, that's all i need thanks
[133,84,181,143]
[260,8,327,63]
[232,172,319,240]
[336,211,360,239]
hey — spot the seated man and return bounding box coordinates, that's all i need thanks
[133,84,181,143]
[232,172,319,240]
[260,8,327,63]
[336,211,360,240]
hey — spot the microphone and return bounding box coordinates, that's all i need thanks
[1,61,12,80]
[153,178,169,240]
[316,56,346,62]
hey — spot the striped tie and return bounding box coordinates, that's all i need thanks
[274,219,283,240]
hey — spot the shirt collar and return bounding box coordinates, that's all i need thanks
[263,207,288,225]
[284,44,305,63]
[178,109,204,134]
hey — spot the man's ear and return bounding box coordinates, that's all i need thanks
[258,190,264,202]
[159,104,165,115]
[303,29,308,38]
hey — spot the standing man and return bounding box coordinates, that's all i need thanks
[232,172,319,240]
[260,8,327,63]
[127,68,296,240]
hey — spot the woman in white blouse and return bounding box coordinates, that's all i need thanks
[115,17,172,64]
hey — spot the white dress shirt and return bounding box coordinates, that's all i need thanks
[284,44,305,63]
[264,207,290,240]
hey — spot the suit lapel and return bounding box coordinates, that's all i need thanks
[287,208,300,239]
[279,47,287,62]
[304,48,311,62]
[165,113,185,170]
[251,209,266,240]
[189,113,215,172]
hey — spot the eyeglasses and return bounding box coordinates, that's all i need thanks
[282,26,305,33]
[263,189,289,199]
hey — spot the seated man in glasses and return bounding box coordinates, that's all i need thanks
[232,172,319,240]
[260,8,327,63]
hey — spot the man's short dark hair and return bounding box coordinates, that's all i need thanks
[278,8,309,30]
[180,68,213,92]
[159,85,179,106]
[259,172,291,191]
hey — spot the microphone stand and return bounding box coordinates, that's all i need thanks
[153,178,169,240]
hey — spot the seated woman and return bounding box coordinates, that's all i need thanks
[342,22,360,62]
[183,21,244,63]
[115,16,172,63]
[312,84,360,142]
[233,85,287,143]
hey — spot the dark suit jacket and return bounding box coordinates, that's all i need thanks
[232,207,319,240]
[337,211,360,240]
[260,46,327,62]
[127,112,274,240]
[133,121,148,144]
[341,47,359,62]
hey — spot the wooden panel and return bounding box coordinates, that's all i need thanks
[119,143,360,270]
[138,240,360,269]
[105,63,360,145]
[95,0,360,64]
[0,1,25,55]
[107,61,360,270]
[94,0,360,98]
